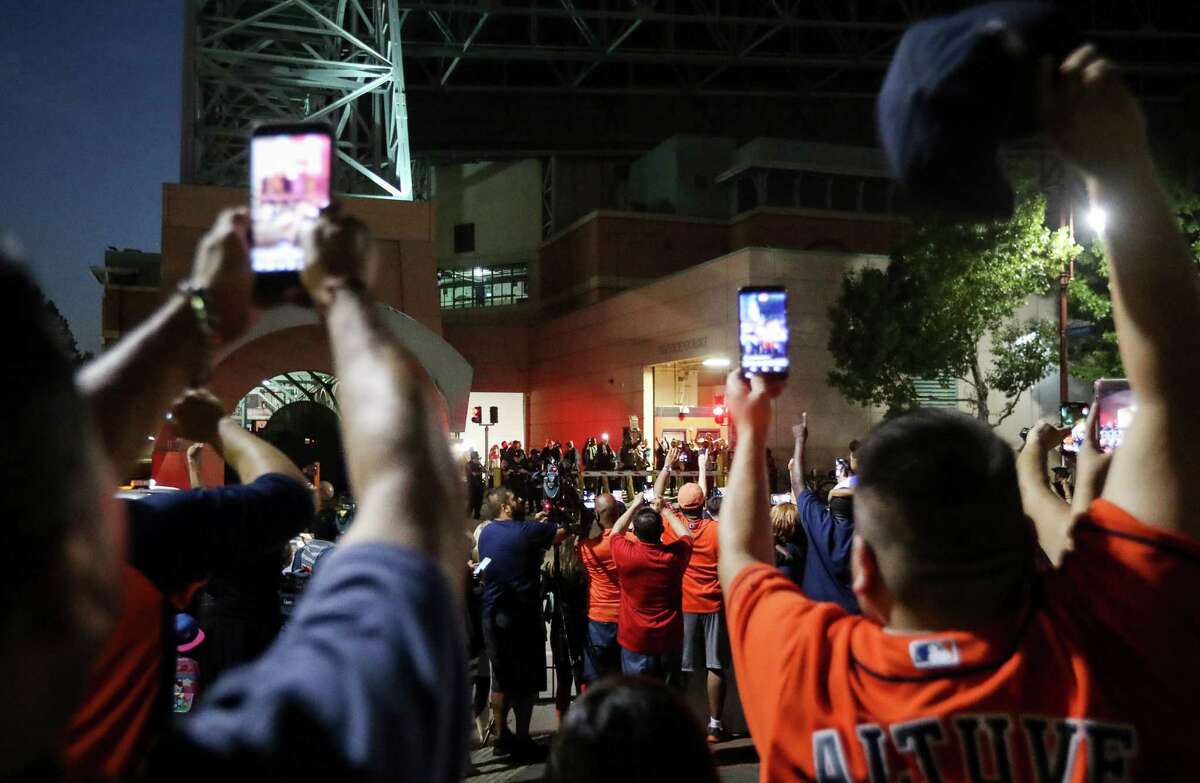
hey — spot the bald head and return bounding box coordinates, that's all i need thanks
[594,493,619,528]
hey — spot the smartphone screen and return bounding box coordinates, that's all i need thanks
[1060,401,1090,454]
[1095,379,1135,453]
[642,489,656,503]
[249,126,332,274]
[738,286,789,377]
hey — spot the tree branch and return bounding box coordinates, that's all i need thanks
[991,391,1024,427]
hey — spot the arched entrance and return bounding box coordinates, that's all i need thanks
[259,400,346,492]
[151,304,473,488]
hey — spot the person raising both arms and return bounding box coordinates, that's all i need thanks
[718,44,1200,780]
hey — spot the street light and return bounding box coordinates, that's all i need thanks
[1087,205,1107,233]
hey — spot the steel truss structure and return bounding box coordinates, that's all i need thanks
[184,0,416,198]
[184,1,1200,181]
[391,0,1200,101]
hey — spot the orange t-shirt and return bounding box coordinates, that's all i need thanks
[579,529,621,623]
[727,500,1200,781]
[663,508,722,614]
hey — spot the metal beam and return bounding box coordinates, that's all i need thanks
[441,12,489,86]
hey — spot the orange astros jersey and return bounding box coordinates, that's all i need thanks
[727,499,1200,781]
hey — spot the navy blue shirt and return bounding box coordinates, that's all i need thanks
[125,474,313,595]
[796,490,860,615]
[477,519,556,614]
[154,544,468,783]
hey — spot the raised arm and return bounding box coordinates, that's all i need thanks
[1045,46,1200,537]
[171,389,310,490]
[789,414,807,502]
[699,445,709,498]
[719,371,783,589]
[611,493,644,538]
[77,210,254,474]
[301,212,465,595]
[186,443,205,489]
[1016,421,1073,565]
[651,446,679,513]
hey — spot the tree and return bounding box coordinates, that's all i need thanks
[1067,185,1200,383]
[37,289,90,365]
[828,189,1080,426]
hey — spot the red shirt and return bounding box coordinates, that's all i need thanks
[727,500,1200,781]
[662,509,722,614]
[611,534,692,654]
[578,529,621,623]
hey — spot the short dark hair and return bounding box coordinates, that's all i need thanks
[0,255,93,636]
[481,486,510,520]
[855,408,1033,625]
[704,495,722,520]
[632,508,663,543]
[546,676,719,783]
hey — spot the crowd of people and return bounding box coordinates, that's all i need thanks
[3,28,1199,783]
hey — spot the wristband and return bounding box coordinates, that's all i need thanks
[177,280,219,343]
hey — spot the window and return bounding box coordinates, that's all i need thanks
[796,173,829,209]
[830,175,860,211]
[453,223,475,254]
[861,178,891,213]
[913,377,959,408]
[438,264,529,310]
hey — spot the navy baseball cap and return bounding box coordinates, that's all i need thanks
[877,2,1081,221]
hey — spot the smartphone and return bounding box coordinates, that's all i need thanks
[738,286,790,378]
[1060,401,1090,454]
[1094,379,1135,453]
[642,488,656,503]
[249,122,334,305]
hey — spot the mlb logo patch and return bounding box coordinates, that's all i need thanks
[909,639,961,669]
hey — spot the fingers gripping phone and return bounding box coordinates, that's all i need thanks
[738,286,790,379]
[249,122,334,305]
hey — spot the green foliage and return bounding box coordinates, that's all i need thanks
[1067,185,1200,383]
[828,189,1079,425]
[37,290,89,365]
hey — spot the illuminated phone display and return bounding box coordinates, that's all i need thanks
[739,286,790,377]
[250,128,332,273]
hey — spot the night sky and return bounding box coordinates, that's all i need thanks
[0,2,183,353]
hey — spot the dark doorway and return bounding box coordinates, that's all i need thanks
[253,401,347,493]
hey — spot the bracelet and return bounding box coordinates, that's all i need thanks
[177,280,219,342]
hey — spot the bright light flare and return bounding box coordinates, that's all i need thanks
[1087,205,1107,234]
[702,357,731,368]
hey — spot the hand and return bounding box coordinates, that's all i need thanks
[726,370,785,439]
[1028,420,1072,453]
[170,389,226,444]
[301,207,372,312]
[666,447,680,467]
[792,413,808,444]
[1072,399,1113,518]
[189,208,255,341]
[1040,45,1148,180]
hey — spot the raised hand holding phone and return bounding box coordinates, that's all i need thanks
[249,122,334,306]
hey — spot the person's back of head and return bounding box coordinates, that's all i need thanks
[0,254,125,775]
[854,408,1033,628]
[546,676,719,783]
[482,486,511,520]
[770,502,797,544]
[632,508,663,543]
[593,493,619,529]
